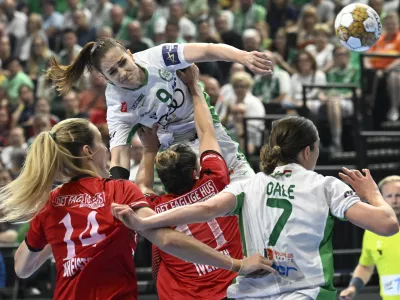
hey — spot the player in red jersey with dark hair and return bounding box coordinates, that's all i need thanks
[0,118,275,299]
[130,65,245,300]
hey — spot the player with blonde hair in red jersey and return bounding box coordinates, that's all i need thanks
[0,118,275,300]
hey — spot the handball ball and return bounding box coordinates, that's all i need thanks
[334,3,382,52]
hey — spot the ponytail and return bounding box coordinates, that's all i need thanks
[0,119,98,222]
[260,145,282,175]
[46,42,95,95]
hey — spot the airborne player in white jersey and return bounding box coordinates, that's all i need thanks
[47,38,273,181]
[112,116,399,300]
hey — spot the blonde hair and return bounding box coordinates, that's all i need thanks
[378,175,400,190]
[231,71,254,88]
[0,118,97,222]
[313,23,331,36]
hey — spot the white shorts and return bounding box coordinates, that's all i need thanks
[170,123,255,182]
[307,99,354,118]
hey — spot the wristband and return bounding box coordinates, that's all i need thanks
[109,166,130,180]
[350,277,365,293]
[230,259,242,273]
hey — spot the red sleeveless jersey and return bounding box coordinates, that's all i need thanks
[26,177,148,300]
[146,151,243,300]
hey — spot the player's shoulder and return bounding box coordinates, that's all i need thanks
[200,150,225,164]
[105,82,136,104]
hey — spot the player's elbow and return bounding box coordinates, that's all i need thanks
[379,218,399,236]
[14,261,32,279]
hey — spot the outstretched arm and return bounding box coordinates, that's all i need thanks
[177,65,220,155]
[183,43,273,75]
[112,191,237,232]
[112,205,272,276]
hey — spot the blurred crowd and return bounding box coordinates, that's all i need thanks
[0,0,399,296]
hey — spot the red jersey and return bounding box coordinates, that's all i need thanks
[26,176,149,300]
[146,151,243,300]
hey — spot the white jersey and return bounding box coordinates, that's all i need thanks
[106,43,254,181]
[224,163,360,299]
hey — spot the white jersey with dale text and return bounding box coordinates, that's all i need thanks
[224,163,360,299]
[106,43,254,181]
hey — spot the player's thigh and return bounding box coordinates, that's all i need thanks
[272,292,315,300]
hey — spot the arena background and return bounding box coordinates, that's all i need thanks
[0,0,399,298]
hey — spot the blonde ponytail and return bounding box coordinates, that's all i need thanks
[0,118,98,222]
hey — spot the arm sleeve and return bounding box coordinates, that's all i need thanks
[140,44,192,72]
[324,176,361,219]
[115,180,149,209]
[26,214,47,252]
[359,231,375,266]
[199,150,230,187]
[223,179,250,215]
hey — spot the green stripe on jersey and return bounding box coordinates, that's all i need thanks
[127,124,143,144]
[234,192,248,257]
[316,213,336,300]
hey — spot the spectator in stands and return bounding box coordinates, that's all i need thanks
[220,62,246,102]
[97,26,113,39]
[108,5,132,42]
[169,0,196,40]
[61,89,89,120]
[79,70,107,125]
[204,76,228,120]
[270,28,297,75]
[325,46,359,152]
[36,60,59,103]
[305,23,334,72]
[125,0,139,19]
[20,13,46,63]
[60,28,82,66]
[164,19,185,44]
[197,19,220,43]
[0,108,10,149]
[243,28,263,53]
[340,175,400,300]
[233,0,266,33]
[369,0,385,20]
[0,168,11,188]
[73,9,97,47]
[127,21,154,53]
[224,71,265,154]
[90,0,112,29]
[1,57,34,105]
[253,50,291,105]
[35,98,59,126]
[63,0,92,30]
[0,36,12,70]
[41,0,64,51]
[27,114,52,147]
[0,0,27,56]
[129,134,143,181]
[300,0,335,25]
[138,0,166,43]
[367,12,400,121]
[11,85,35,135]
[26,34,55,81]
[9,148,27,179]
[267,0,298,39]
[290,50,327,111]
[184,0,208,21]
[1,126,27,169]
[214,12,243,50]
[296,6,319,49]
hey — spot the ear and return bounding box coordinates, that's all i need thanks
[82,145,93,158]
[192,169,198,180]
[303,145,310,161]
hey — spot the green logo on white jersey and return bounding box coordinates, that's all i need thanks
[158,69,173,82]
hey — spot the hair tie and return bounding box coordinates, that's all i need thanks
[49,131,56,141]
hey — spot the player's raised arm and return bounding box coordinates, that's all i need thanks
[135,125,160,194]
[177,65,220,155]
[183,43,273,75]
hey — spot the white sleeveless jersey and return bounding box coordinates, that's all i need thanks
[224,163,360,299]
[105,43,254,181]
